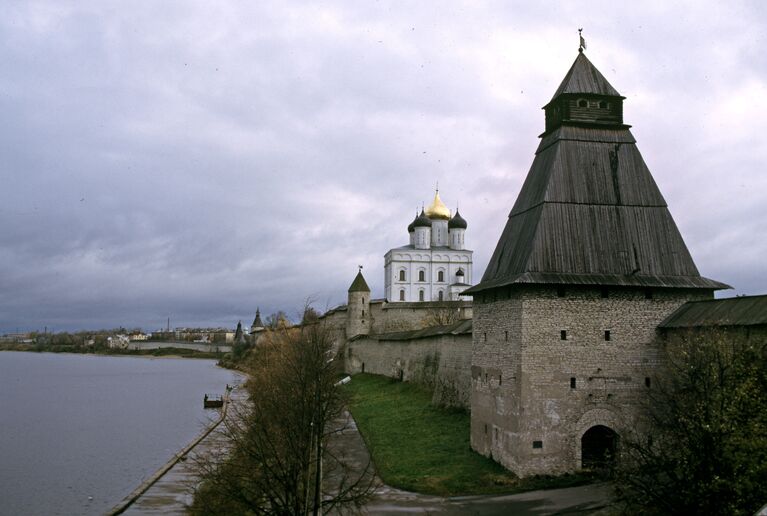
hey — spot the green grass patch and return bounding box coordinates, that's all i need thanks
[343,373,597,496]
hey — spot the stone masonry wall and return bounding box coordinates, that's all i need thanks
[345,333,473,408]
[471,285,712,477]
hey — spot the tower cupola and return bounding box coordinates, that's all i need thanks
[425,190,451,220]
[448,209,467,250]
[413,209,432,249]
[542,50,627,134]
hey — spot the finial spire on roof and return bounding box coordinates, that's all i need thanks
[436,181,439,193]
[578,28,587,53]
[358,264,363,272]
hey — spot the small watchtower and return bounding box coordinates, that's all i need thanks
[346,267,372,338]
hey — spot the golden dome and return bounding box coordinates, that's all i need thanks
[424,190,451,220]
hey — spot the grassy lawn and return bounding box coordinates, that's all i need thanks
[343,373,596,496]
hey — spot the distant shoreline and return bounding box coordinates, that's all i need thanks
[0,343,225,360]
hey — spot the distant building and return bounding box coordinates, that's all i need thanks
[384,189,473,302]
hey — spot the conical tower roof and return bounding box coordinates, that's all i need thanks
[252,308,264,328]
[465,51,729,295]
[348,269,371,292]
[548,50,622,102]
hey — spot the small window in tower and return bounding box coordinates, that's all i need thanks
[533,440,543,449]
[438,270,444,282]
[484,423,488,435]
[504,330,509,341]
[483,332,487,342]
[645,288,653,300]
[578,99,588,108]
[419,270,425,282]
[399,289,405,301]
[570,377,576,389]
[645,377,651,388]
[361,309,365,317]
[438,290,444,301]
[601,287,609,298]
[599,100,608,109]
[557,286,566,297]
[419,290,425,301]
[604,330,611,341]
[561,330,567,341]
[399,270,405,281]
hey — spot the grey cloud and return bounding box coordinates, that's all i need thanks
[1,1,765,332]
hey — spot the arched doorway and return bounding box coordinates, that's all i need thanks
[581,425,618,470]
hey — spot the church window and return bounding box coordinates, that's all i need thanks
[570,377,576,389]
[419,290,425,301]
[438,270,444,282]
[645,377,651,388]
[604,330,611,341]
[599,100,608,109]
[560,330,567,341]
[399,270,406,281]
[399,289,405,301]
[578,99,588,108]
[419,270,425,282]
[533,440,543,449]
[438,290,444,301]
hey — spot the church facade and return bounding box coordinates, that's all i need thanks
[384,190,473,302]
[463,49,729,476]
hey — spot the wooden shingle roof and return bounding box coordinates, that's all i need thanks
[659,295,767,328]
[549,51,622,102]
[348,270,371,292]
[466,54,729,295]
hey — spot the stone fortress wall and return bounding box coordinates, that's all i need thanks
[319,298,474,407]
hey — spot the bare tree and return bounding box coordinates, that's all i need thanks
[420,306,460,327]
[191,320,375,515]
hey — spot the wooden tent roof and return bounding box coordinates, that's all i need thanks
[466,54,729,295]
[659,295,767,328]
[548,51,622,102]
[348,270,371,292]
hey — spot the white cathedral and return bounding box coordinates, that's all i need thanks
[384,189,474,302]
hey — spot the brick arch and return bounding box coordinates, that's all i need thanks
[572,408,623,470]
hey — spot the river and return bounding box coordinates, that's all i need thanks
[0,352,241,516]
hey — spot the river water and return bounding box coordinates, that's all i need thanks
[0,352,241,516]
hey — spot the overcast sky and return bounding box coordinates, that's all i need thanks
[1,1,765,333]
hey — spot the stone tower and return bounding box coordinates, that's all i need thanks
[464,49,729,476]
[250,307,265,335]
[346,267,372,338]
